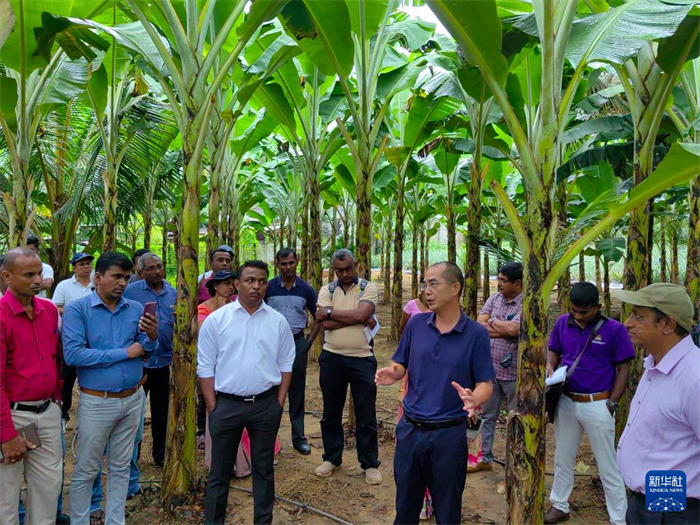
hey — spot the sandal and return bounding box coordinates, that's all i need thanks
[89,509,104,525]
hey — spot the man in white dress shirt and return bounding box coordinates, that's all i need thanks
[198,260,295,525]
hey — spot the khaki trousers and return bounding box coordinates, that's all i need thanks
[0,401,63,525]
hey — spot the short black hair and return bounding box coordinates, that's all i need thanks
[237,260,269,278]
[132,248,150,264]
[26,235,40,248]
[276,248,298,261]
[210,247,233,262]
[650,307,689,338]
[570,282,599,307]
[431,261,464,296]
[499,261,523,283]
[96,252,133,275]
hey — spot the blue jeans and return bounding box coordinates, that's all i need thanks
[19,419,102,523]
[70,389,143,525]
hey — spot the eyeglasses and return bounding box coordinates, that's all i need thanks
[419,281,456,291]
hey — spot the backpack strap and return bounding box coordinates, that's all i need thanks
[328,281,337,300]
[358,279,368,298]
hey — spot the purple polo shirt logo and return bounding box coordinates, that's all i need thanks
[645,470,686,512]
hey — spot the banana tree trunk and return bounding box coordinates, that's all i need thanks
[143,204,153,251]
[557,267,571,312]
[411,220,419,298]
[309,176,323,291]
[301,198,309,281]
[392,184,406,340]
[378,235,385,281]
[102,160,118,252]
[578,251,586,282]
[382,223,391,305]
[206,169,221,261]
[446,207,456,262]
[595,254,602,291]
[423,226,429,270]
[659,217,667,282]
[329,207,338,284]
[356,168,372,280]
[647,201,655,283]
[483,250,491,303]
[686,176,700,323]
[419,225,426,284]
[671,228,680,285]
[161,213,169,271]
[506,191,556,525]
[163,124,201,506]
[556,182,570,310]
[464,161,482,318]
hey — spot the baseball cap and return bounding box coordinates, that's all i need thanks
[612,283,694,332]
[212,245,234,259]
[71,252,95,265]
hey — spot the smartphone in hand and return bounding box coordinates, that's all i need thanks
[143,302,157,317]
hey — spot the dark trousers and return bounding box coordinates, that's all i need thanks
[627,490,700,524]
[319,350,379,470]
[205,394,283,525]
[289,336,310,445]
[61,365,78,418]
[142,366,170,464]
[394,417,467,525]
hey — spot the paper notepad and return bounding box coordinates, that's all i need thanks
[545,365,567,387]
[362,315,380,343]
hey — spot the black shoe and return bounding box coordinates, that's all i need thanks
[56,513,71,524]
[127,488,143,500]
[294,442,311,455]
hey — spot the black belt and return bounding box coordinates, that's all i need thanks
[630,490,699,508]
[217,386,277,403]
[9,399,51,414]
[404,413,465,431]
[293,331,306,341]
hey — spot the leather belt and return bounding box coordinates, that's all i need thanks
[293,331,306,341]
[404,413,465,431]
[564,390,610,402]
[80,376,147,399]
[217,386,277,403]
[9,399,51,413]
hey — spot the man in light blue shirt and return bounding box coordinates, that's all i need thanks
[124,252,176,470]
[62,252,158,525]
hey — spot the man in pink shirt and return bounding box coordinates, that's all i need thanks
[0,247,63,525]
[614,283,700,525]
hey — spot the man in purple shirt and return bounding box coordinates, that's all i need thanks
[545,282,634,524]
[475,261,522,472]
[614,283,700,525]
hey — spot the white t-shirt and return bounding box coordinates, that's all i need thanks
[52,275,94,307]
[38,263,54,298]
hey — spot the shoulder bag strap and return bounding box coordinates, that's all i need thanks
[565,317,606,381]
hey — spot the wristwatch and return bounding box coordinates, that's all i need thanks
[488,317,495,326]
[606,400,619,414]
[325,306,332,319]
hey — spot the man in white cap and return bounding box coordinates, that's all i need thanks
[614,283,700,525]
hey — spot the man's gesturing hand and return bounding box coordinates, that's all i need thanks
[451,381,479,417]
[375,367,398,386]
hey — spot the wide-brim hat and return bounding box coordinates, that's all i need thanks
[206,270,237,297]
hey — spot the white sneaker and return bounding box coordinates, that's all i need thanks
[315,461,340,477]
[365,467,382,485]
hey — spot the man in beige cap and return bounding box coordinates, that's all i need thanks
[613,283,700,525]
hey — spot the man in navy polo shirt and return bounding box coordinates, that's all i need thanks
[544,282,634,525]
[376,261,494,525]
[264,248,320,455]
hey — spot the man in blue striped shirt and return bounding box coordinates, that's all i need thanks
[62,252,158,525]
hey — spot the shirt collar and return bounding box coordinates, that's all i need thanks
[90,291,128,311]
[335,276,359,290]
[643,335,696,375]
[4,289,45,316]
[231,298,269,316]
[427,311,468,334]
[566,312,605,329]
[139,278,172,296]
[277,276,298,289]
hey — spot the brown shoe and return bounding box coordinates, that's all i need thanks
[467,461,493,474]
[544,507,570,524]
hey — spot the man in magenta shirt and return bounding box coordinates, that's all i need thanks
[0,247,63,525]
[614,283,700,525]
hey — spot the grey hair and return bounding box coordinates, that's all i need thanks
[3,247,40,271]
[137,252,161,271]
[332,249,354,262]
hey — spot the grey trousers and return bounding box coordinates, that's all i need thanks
[480,378,516,464]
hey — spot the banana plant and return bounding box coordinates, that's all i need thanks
[427,1,700,521]
[0,0,115,246]
[281,0,435,278]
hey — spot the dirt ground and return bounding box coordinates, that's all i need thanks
[60,274,616,524]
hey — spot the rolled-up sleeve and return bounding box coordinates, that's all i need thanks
[197,315,218,379]
[61,302,129,367]
[277,319,296,373]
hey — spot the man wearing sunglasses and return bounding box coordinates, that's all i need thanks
[475,262,523,473]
